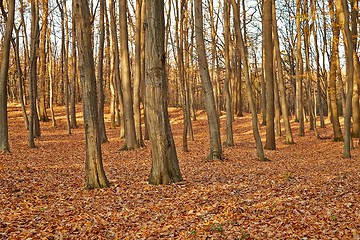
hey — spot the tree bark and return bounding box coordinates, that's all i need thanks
[232,0,266,160]
[74,0,110,189]
[38,0,49,122]
[296,0,305,136]
[28,0,40,148]
[263,0,276,150]
[335,0,355,158]
[272,1,294,144]
[119,0,138,150]
[97,0,108,144]
[194,0,223,160]
[70,0,78,129]
[223,0,234,147]
[134,0,145,147]
[328,0,343,141]
[0,0,15,152]
[145,0,183,184]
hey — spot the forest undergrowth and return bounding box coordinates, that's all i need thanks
[1,105,359,239]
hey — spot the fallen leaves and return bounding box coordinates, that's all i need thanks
[0,105,359,239]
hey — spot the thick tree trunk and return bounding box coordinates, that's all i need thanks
[194,0,223,160]
[145,0,183,184]
[74,0,109,189]
[0,0,15,152]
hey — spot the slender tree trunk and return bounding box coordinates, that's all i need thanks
[60,0,71,135]
[231,0,266,161]
[350,0,359,138]
[335,0,355,158]
[264,0,276,150]
[296,0,304,136]
[48,26,56,127]
[312,0,325,129]
[119,0,138,150]
[97,0,108,144]
[13,26,29,130]
[109,0,125,138]
[194,0,223,160]
[141,0,149,141]
[70,0,78,129]
[38,0,49,122]
[223,0,234,147]
[145,0,183,184]
[272,1,294,144]
[74,0,110,189]
[28,0,40,148]
[209,0,221,116]
[134,0,144,147]
[328,0,343,141]
[0,0,15,152]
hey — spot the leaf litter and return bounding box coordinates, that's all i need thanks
[0,105,359,239]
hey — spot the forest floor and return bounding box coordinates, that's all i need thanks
[1,104,360,239]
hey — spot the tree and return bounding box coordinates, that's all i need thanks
[328,0,343,141]
[231,0,266,161]
[295,0,305,136]
[334,0,355,158]
[38,0,49,122]
[263,0,276,150]
[97,0,108,143]
[119,0,138,150]
[74,0,109,189]
[0,0,15,152]
[194,0,223,160]
[133,0,145,147]
[272,0,294,144]
[28,0,40,148]
[223,0,234,147]
[145,0,183,184]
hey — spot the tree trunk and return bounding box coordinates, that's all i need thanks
[194,0,223,160]
[231,0,266,161]
[0,0,15,152]
[272,1,294,144]
[38,0,49,122]
[119,0,138,150]
[28,0,40,148]
[145,0,183,184]
[134,0,145,147]
[328,0,343,141]
[296,0,304,136]
[223,0,234,147]
[97,0,108,144]
[109,0,125,138]
[74,0,110,189]
[335,0,355,158]
[13,26,29,130]
[263,0,276,150]
[70,0,78,129]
